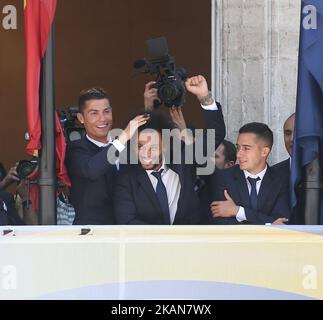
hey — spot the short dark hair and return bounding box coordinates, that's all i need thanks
[239,122,273,149]
[137,110,174,134]
[222,139,237,163]
[78,87,111,113]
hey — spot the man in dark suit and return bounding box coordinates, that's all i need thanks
[114,75,225,225]
[272,113,305,224]
[198,139,237,224]
[273,113,295,174]
[0,190,24,225]
[66,88,149,224]
[210,122,290,225]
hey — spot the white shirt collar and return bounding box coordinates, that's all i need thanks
[86,134,111,147]
[243,165,267,181]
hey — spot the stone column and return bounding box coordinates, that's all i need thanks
[214,0,300,164]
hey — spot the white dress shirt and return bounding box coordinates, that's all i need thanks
[146,159,181,225]
[236,166,268,222]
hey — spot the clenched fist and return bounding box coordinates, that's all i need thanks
[185,75,209,100]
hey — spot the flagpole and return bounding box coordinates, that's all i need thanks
[304,158,321,224]
[39,24,57,225]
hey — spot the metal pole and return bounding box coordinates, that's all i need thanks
[39,25,56,225]
[304,158,321,224]
[211,0,222,102]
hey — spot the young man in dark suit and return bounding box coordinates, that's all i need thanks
[66,88,149,224]
[210,122,290,225]
[114,75,226,225]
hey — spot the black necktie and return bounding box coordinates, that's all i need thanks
[151,170,170,225]
[247,177,260,211]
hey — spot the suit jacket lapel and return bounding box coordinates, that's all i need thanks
[169,164,184,186]
[257,167,275,208]
[168,163,184,221]
[233,167,250,207]
[136,166,163,214]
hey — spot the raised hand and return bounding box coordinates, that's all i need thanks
[0,163,19,190]
[169,106,187,131]
[118,114,150,145]
[185,75,209,100]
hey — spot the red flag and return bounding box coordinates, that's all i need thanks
[24,0,70,210]
[24,0,57,155]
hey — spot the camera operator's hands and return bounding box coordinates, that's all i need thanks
[16,181,38,225]
[169,106,187,131]
[144,81,160,111]
[169,106,194,145]
[16,181,29,201]
[0,162,19,190]
[118,114,150,145]
[185,75,210,101]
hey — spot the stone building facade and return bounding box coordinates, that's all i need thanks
[212,0,300,164]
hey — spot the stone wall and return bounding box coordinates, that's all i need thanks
[214,0,300,164]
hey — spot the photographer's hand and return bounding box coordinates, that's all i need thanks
[16,180,29,201]
[144,81,160,111]
[16,181,38,225]
[0,163,19,190]
[169,106,187,131]
[169,106,194,145]
[185,75,213,105]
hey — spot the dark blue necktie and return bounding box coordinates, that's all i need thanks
[151,170,170,225]
[247,177,260,211]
